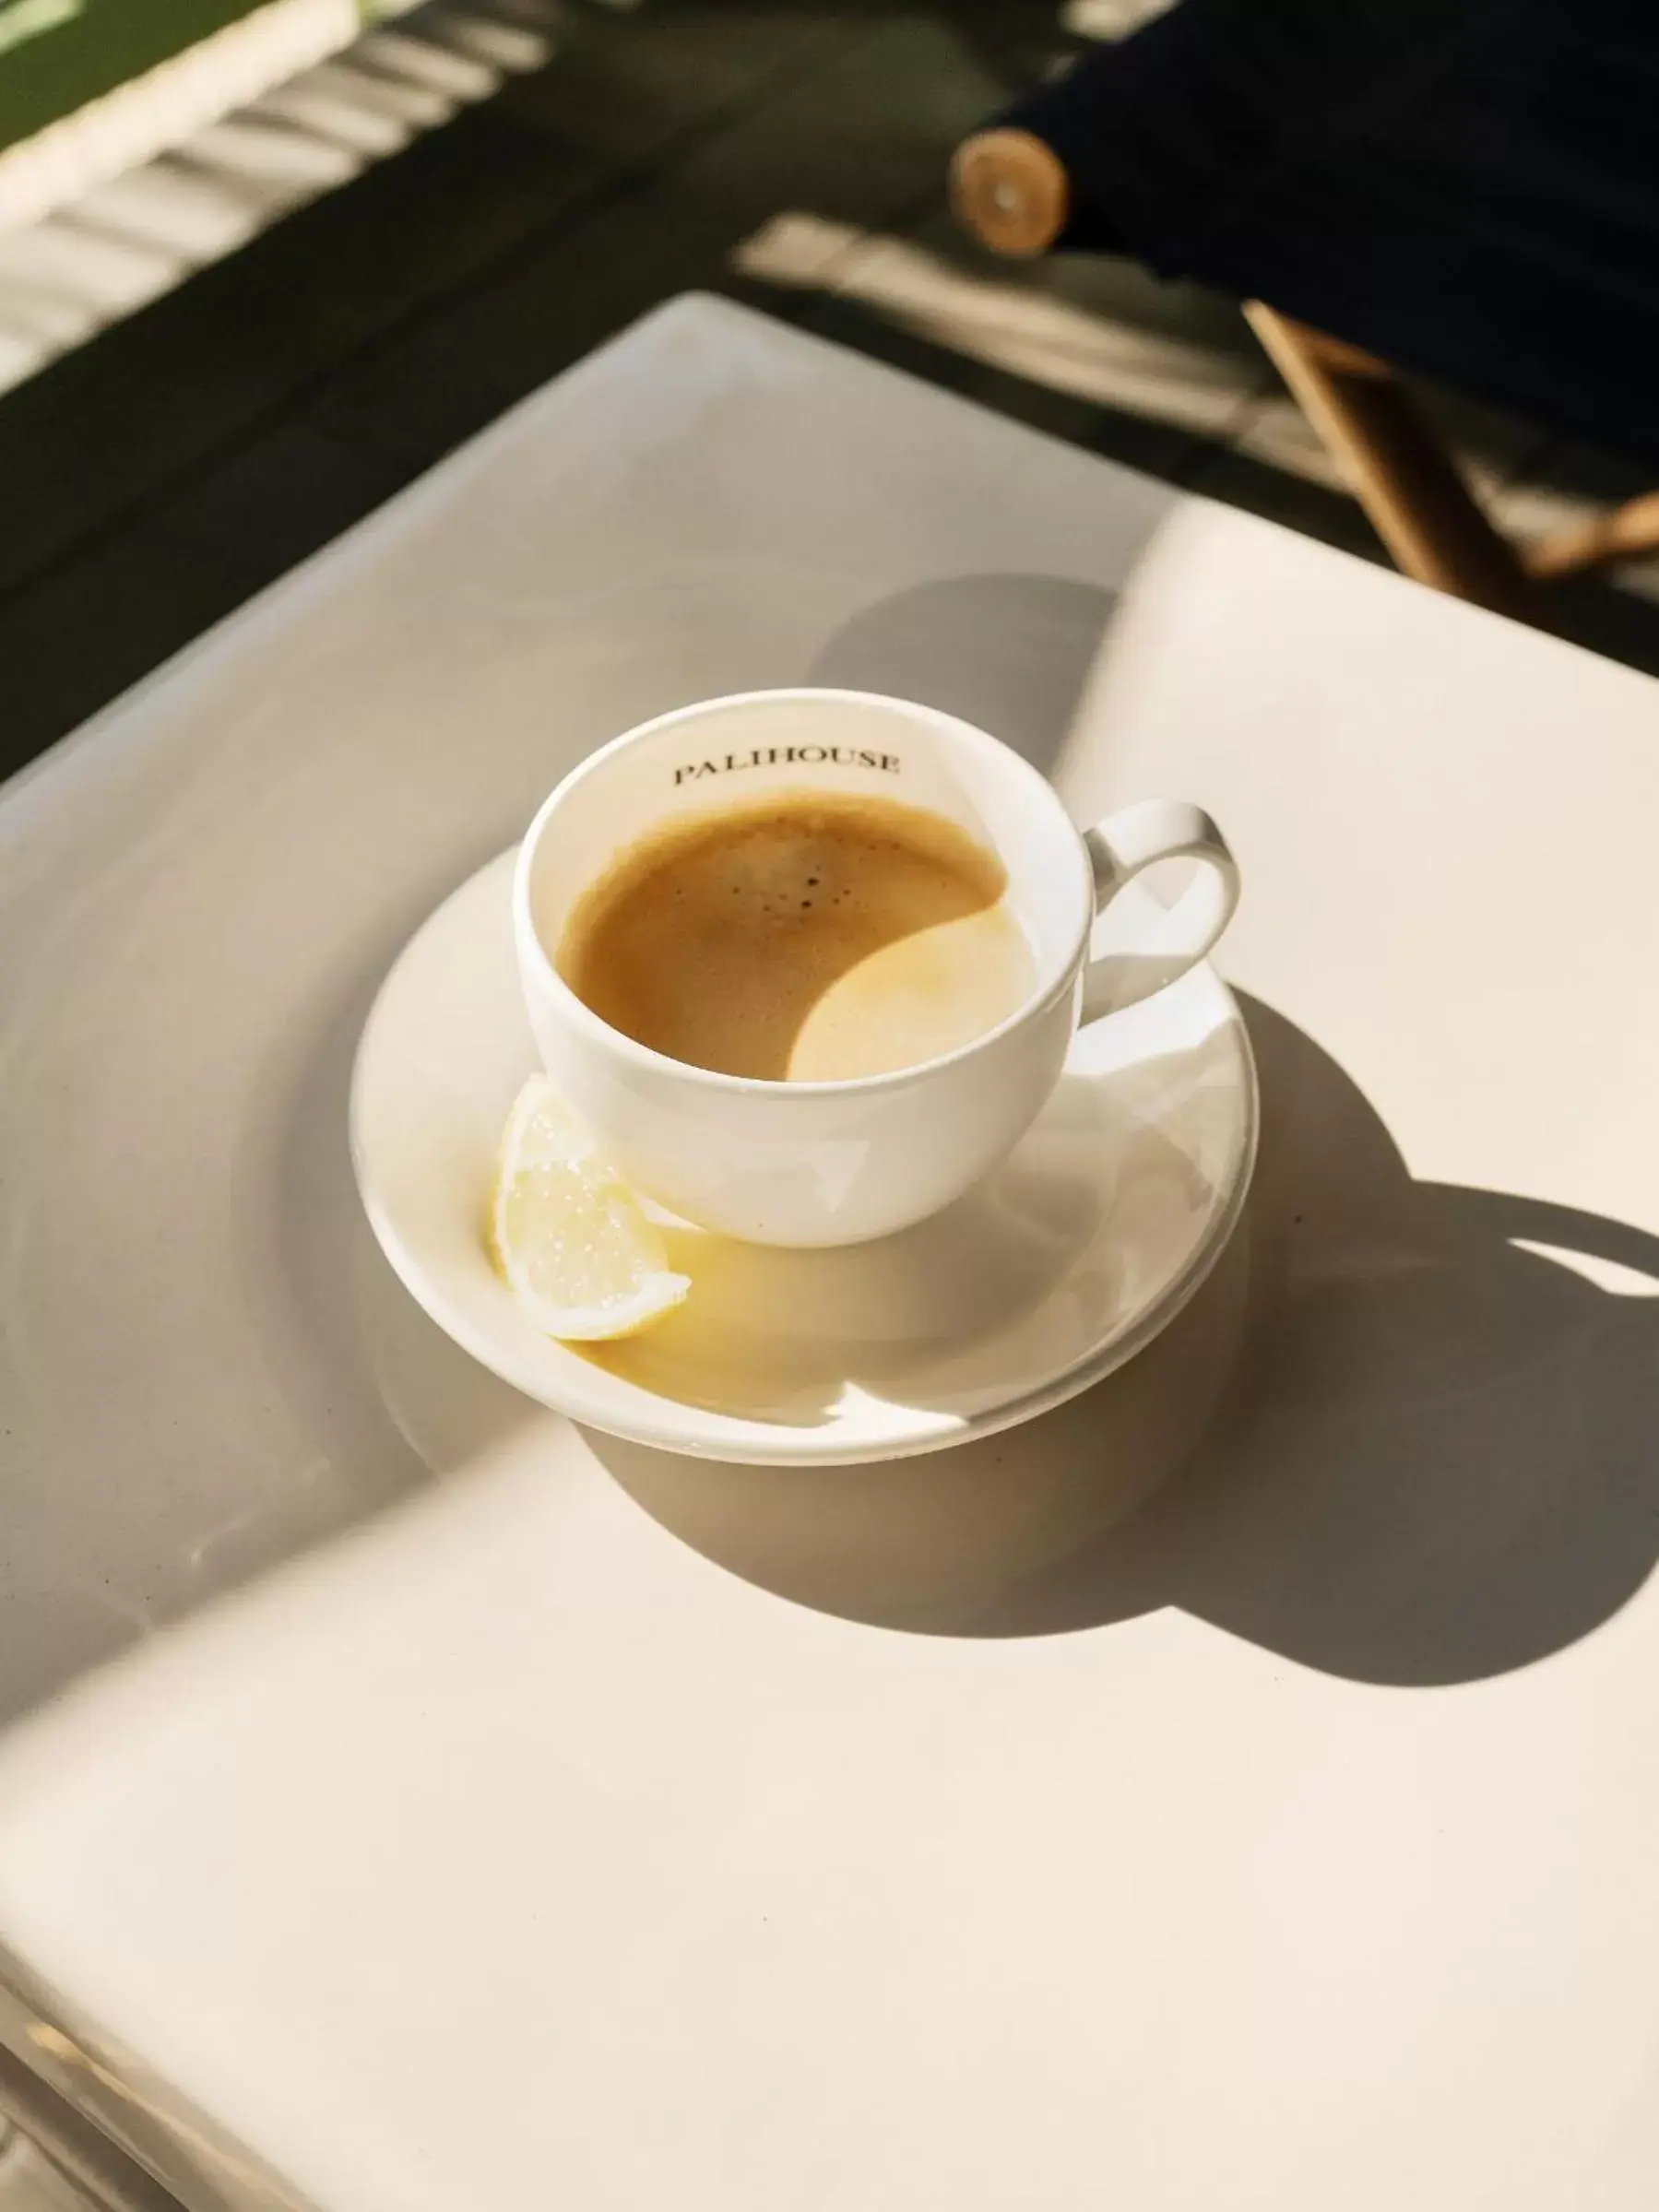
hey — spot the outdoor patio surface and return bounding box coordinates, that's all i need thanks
[2,0,1654,784]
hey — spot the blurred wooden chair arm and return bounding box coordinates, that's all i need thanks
[950,109,1659,618]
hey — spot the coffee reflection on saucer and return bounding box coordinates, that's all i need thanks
[577,1071,1151,1430]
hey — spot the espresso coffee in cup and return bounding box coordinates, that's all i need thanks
[516,688,1238,1244]
[557,790,1035,1082]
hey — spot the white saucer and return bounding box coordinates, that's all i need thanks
[350,852,1257,1466]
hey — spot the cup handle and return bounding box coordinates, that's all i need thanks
[1081,799,1239,1021]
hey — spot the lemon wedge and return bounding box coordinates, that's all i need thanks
[491,1076,690,1341]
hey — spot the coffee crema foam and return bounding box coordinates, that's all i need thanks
[557,791,1036,1082]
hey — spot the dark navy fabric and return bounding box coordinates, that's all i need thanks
[1000,0,1659,465]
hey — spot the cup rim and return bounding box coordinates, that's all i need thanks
[513,686,1096,1099]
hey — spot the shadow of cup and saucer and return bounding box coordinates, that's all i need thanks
[580,995,1659,1685]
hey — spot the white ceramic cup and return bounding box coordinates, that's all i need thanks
[515,688,1238,1247]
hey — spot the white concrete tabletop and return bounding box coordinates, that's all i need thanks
[2,294,1658,2212]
